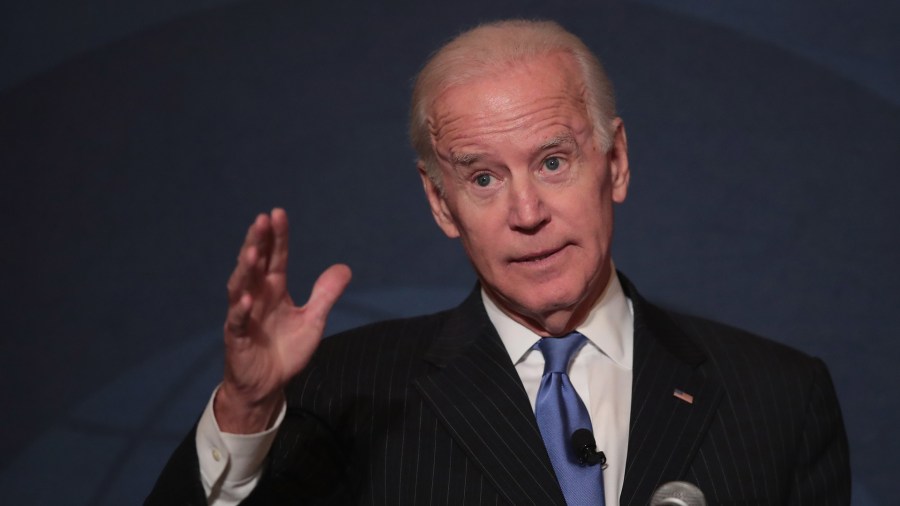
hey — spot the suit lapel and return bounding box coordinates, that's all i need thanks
[619,276,723,505]
[411,276,723,505]
[413,289,567,506]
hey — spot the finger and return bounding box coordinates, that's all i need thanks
[226,244,260,303]
[268,208,290,274]
[227,214,269,302]
[241,213,272,275]
[224,292,253,337]
[303,264,352,330]
[241,213,270,253]
[251,214,274,274]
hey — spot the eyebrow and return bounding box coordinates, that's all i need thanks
[538,134,577,152]
[449,133,578,167]
[451,152,482,167]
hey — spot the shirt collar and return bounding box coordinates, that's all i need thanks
[482,266,634,370]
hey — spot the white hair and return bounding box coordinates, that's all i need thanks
[409,19,617,189]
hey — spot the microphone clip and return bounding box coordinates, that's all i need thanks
[571,428,608,469]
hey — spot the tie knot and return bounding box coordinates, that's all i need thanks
[537,332,586,374]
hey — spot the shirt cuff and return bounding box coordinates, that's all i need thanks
[195,385,287,500]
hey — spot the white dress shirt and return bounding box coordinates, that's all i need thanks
[483,270,633,506]
[197,270,633,505]
[196,387,285,505]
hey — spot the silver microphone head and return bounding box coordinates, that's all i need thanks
[649,481,707,506]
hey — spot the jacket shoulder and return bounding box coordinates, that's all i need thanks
[663,309,822,373]
[318,308,454,363]
[283,306,460,408]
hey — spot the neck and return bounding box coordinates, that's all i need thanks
[484,263,614,337]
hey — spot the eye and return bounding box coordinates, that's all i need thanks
[543,157,561,171]
[475,173,493,187]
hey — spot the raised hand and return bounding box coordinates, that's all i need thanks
[214,208,351,433]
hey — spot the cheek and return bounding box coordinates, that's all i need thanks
[453,194,507,235]
[455,212,514,273]
[463,222,504,261]
[563,190,614,248]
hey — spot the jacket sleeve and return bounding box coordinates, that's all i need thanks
[144,425,208,506]
[146,408,356,506]
[788,359,851,505]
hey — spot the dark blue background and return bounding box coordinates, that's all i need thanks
[1,1,897,504]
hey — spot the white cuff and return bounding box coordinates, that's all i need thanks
[195,385,286,504]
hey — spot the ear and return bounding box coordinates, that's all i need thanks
[418,162,461,238]
[608,117,630,204]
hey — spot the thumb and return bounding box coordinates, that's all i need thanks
[304,264,352,328]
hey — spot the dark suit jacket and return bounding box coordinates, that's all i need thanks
[147,274,850,505]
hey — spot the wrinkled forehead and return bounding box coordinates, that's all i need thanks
[429,52,586,114]
[426,53,591,147]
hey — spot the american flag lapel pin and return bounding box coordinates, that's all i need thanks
[673,389,694,404]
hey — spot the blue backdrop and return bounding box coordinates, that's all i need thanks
[1,1,897,504]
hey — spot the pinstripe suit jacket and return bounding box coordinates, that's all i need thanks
[147,274,850,505]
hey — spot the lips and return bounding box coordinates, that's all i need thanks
[510,244,568,263]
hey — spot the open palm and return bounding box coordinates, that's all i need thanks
[216,208,351,433]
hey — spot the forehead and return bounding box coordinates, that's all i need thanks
[427,53,591,154]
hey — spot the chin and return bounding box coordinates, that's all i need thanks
[513,285,583,319]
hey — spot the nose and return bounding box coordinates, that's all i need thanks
[507,177,550,232]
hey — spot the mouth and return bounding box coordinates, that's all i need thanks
[510,244,568,264]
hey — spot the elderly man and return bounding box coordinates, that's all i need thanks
[148,20,849,505]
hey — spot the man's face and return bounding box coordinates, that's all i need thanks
[421,52,630,335]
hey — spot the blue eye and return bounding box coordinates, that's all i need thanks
[544,157,560,171]
[475,174,492,187]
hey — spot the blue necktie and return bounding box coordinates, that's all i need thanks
[535,332,605,505]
